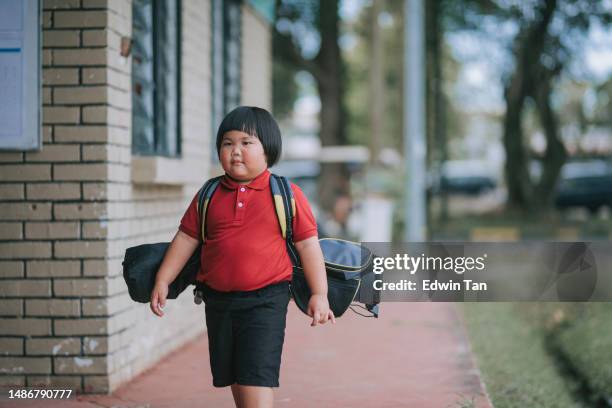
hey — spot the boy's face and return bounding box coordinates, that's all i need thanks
[219,130,268,184]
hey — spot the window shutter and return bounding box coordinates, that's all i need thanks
[132,0,155,154]
[132,0,181,157]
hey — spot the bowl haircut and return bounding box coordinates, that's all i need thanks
[215,106,282,167]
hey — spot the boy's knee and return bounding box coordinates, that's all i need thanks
[234,384,274,408]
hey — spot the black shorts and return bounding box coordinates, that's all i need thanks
[198,281,291,388]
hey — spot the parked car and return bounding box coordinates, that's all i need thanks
[431,160,497,196]
[554,159,612,213]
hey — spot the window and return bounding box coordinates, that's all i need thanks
[223,0,242,114]
[211,0,242,159]
[132,0,181,156]
[0,1,40,151]
[211,0,242,126]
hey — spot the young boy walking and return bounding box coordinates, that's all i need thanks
[149,106,335,407]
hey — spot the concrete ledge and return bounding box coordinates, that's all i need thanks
[131,156,200,186]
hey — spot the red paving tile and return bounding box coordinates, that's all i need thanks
[2,303,491,408]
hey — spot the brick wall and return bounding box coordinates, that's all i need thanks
[109,0,213,394]
[0,0,212,393]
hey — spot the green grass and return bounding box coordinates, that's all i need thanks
[454,395,477,408]
[431,213,612,240]
[510,303,612,401]
[463,303,612,406]
[462,303,586,408]
[551,303,612,399]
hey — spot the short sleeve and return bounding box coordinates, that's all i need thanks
[178,191,201,241]
[291,183,318,243]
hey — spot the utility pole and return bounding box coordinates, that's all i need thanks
[403,0,427,241]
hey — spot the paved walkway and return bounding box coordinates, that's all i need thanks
[4,303,492,408]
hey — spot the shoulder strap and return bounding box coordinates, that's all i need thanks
[269,174,289,239]
[270,174,300,266]
[196,176,223,242]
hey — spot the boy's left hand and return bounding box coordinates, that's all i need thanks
[307,294,336,326]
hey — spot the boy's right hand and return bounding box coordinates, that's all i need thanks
[150,281,169,317]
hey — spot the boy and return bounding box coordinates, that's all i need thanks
[150,106,334,407]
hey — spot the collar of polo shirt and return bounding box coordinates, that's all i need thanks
[220,169,270,191]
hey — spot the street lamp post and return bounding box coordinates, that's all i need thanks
[403,0,427,241]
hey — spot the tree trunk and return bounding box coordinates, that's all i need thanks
[316,0,349,213]
[503,67,532,210]
[533,70,566,207]
[369,0,384,164]
[503,0,558,211]
[274,0,376,213]
[426,0,448,223]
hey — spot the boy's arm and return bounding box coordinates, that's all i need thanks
[150,230,200,317]
[294,236,336,326]
[156,230,200,285]
[294,236,327,295]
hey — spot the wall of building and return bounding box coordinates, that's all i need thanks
[0,0,212,393]
[104,0,212,394]
[241,3,272,111]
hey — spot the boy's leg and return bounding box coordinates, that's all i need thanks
[231,384,243,408]
[234,384,273,408]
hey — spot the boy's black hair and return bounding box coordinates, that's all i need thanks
[215,106,282,167]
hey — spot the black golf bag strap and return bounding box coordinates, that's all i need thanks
[196,176,223,243]
[270,174,300,267]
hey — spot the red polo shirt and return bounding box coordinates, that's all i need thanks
[178,169,318,292]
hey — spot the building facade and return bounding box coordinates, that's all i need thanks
[0,0,272,393]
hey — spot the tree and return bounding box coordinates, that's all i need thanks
[273,0,349,213]
[272,58,299,119]
[343,0,408,153]
[502,0,610,210]
[445,0,611,212]
[426,0,449,223]
[342,0,462,232]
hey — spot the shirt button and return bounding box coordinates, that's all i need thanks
[238,202,244,208]
[240,187,246,192]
